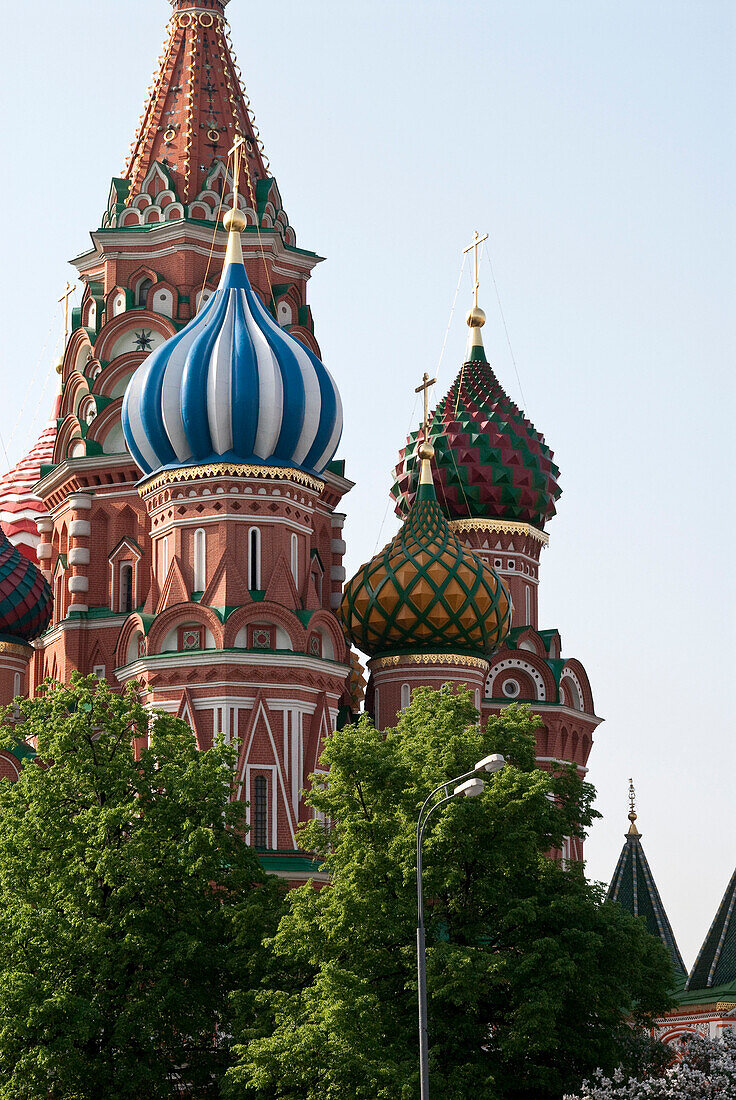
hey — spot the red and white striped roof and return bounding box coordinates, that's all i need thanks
[0,397,59,562]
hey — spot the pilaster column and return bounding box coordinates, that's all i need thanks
[330,512,346,610]
[67,493,92,614]
[35,517,53,583]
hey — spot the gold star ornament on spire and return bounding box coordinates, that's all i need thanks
[627,778,640,836]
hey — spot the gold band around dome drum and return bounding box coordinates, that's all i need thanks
[448,518,549,546]
[369,653,490,672]
[0,640,33,659]
[139,463,325,496]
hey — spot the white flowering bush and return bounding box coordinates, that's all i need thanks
[565,1031,736,1099]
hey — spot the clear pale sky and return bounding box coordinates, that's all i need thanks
[0,1,733,968]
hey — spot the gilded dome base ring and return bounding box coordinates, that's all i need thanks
[369,652,490,672]
[139,463,324,496]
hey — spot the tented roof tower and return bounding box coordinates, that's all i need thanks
[686,867,736,993]
[607,782,686,982]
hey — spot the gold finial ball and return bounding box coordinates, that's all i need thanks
[55,357,63,376]
[223,208,247,233]
[466,305,486,329]
[418,441,435,461]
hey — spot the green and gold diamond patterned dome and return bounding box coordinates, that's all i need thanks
[391,315,561,529]
[341,444,511,659]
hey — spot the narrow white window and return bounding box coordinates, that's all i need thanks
[290,533,299,587]
[400,683,410,710]
[475,688,481,710]
[525,585,531,624]
[374,688,380,729]
[249,527,261,590]
[13,673,21,697]
[194,528,206,592]
[160,537,169,580]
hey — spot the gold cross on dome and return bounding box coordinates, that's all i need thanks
[57,281,75,346]
[414,371,437,442]
[228,134,246,208]
[463,230,489,310]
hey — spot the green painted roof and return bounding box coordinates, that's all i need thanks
[258,851,323,875]
[676,977,736,1006]
[608,831,686,980]
[686,867,736,993]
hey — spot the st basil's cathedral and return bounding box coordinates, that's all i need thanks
[3,0,732,1049]
[0,0,600,880]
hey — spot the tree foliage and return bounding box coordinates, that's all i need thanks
[0,675,280,1100]
[227,687,674,1100]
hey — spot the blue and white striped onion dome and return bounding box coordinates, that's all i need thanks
[121,231,343,479]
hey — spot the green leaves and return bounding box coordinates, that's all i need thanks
[0,675,278,1099]
[227,686,673,1100]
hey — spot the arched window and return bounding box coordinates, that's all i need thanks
[525,585,531,625]
[253,775,267,848]
[160,537,169,581]
[400,683,410,710]
[13,673,21,698]
[194,528,206,592]
[119,562,134,613]
[374,688,380,730]
[136,277,152,308]
[290,533,299,587]
[249,527,261,590]
[55,575,63,621]
[475,688,481,711]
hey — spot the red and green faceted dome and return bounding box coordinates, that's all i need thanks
[0,527,52,644]
[391,348,561,528]
[341,469,511,659]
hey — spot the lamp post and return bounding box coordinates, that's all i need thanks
[416,753,506,1100]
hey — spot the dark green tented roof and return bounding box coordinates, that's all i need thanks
[687,868,736,991]
[608,832,687,980]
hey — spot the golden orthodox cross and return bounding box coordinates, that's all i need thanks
[229,134,246,207]
[57,281,75,346]
[414,371,436,442]
[463,230,489,310]
[628,778,636,817]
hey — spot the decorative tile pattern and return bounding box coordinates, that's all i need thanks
[341,489,510,659]
[0,527,52,642]
[391,352,561,529]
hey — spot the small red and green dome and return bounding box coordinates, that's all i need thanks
[0,526,52,644]
[341,448,511,659]
[391,344,561,529]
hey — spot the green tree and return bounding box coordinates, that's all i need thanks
[227,687,674,1100]
[0,675,281,1100]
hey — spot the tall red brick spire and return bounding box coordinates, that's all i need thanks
[123,0,269,206]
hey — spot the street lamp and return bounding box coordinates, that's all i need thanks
[416,753,505,1100]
